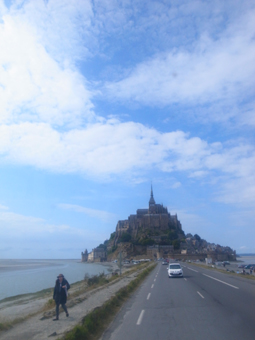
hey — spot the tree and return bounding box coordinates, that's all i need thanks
[167,230,178,240]
[119,232,132,243]
[172,239,180,250]
[110,232,116,240]
[194,234,201,241]
[140,238,155,246]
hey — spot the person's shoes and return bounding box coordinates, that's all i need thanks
[53,317,59,321]
[66,313,69,317]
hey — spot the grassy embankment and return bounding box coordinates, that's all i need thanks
[0,262,154,332]
[61,263,156,340]
[188,262,255,281]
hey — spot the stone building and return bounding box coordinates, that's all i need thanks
[147,244,174,259]
[87,247,107,262]
[81,247,107,262]
[114,186,182,245]
[81,249,88,262]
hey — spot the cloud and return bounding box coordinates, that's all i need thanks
[0,2,95,127]
[0,204,9,210]
[171,182,181,189]
[4,0,94,63]
[0,120,254,207]
[0,209,64,236]
[0,0,253,215]
[170,208,210,235]
[58,203,116,222]
[104,8,255,124]
[0,207,106,245]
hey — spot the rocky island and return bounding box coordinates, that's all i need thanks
[82,187,236,263]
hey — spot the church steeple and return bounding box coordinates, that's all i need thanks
[149,184,155,206]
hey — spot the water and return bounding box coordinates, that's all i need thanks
[0,259,111,301]
[237,255,255,265]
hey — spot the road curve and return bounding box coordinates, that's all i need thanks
[101,262,255,340]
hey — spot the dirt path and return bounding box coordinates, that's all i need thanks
[0,265,149,339]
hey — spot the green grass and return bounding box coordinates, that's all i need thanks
[0,317,27,331]
[0,262,152,332]
[61,263,156,340]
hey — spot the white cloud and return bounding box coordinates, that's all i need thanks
[170,208,210,236]
[0,3,95,127]
[5,0,94,63]
[0,120,254,207]
[0,209,64,235]
[58,203,116,222]
[105,9,255,124]
[189,171,209,178]
[0,208,104,242]
[0,0,253,217]
[171,182,181,189]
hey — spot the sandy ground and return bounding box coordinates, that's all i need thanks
[0,263,148,340]
[0,262,119,323]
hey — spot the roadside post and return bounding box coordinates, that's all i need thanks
[118,251,122,276]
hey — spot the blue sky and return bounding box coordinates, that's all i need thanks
[0,0,254,259]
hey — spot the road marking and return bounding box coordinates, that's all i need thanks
[187,267,198,272]
[154,279,156,282]
[147,293,151,300]
[184,278,187,281]
[151,284,154,288]
[197,291,204,299]
[136,310,145,325]
[203,274,239,289]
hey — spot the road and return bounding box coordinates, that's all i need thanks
[101,262,255,340]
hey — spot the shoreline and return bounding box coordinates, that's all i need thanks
[0,262,155,340]
[0,261,117,303]
[0,260,114,302]
[0,261,124,323]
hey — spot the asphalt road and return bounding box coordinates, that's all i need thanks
[101,262,255,340]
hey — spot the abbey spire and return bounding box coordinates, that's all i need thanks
[149,184,155,206]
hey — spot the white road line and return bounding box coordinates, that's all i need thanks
[184,278,187,281]
[154,279,156,282]
[197,291,204,299]
[187,267,198,272]
[203,274,239,289]
[147,293,151,300]
[136,310,145,325]
[151,284,154,288]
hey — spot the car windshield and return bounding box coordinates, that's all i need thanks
[170,265,181,269]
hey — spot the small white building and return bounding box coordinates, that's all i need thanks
[88,247,106,262]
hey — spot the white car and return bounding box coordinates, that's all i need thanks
[168,263,183,278]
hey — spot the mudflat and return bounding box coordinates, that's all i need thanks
[0,263,148,340]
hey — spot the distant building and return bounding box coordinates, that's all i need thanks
[114,186,182,244]
[81,247,106,262]
[81,249,88,262]
[87,247,107,262]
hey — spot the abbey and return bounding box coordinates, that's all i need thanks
[81,186,236,262]
[114,186,182,245]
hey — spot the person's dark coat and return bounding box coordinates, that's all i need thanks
[53,277,70,304]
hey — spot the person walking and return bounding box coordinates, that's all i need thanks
[53,273,70,321]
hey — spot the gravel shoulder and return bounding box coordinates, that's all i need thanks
[0,263,151,340]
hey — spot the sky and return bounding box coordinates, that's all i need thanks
[0,0,254,259]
